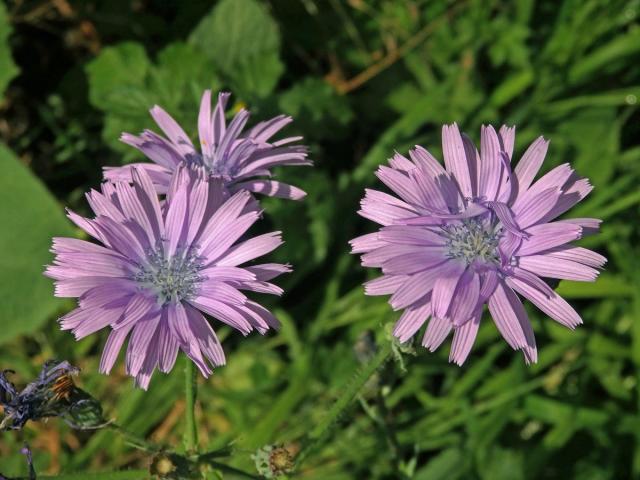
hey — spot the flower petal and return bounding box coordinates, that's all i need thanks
[518,255,599,282]
[150,105,195,157]
[422,316,452,351]
[479,125,503,201]
[449,310,481,365]
[198,90,214,158]
[488,281,537,363]
[514,136,548,194]
[431,262,466,319]
[233,179,306,200]
[517,222,582,256]
[393,298,431,342]
[506,276,582,329]
[442,123,472,198]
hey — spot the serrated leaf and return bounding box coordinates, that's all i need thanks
[189,0,282,97]
[85,42,219,158]
[86,42,150,112]
[279,77,353,137]
[0,144,74,343]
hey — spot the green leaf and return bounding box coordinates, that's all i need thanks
[86,42,219,158]
[86,42,150,113]
[478,447,525,480]
[279,77,353,137]
[189,0,282,98]
[490,69,534,108]
[0,2,19,96]
[350,94,439,185]
[544,86,640,114]
[414,448,466,480]
[40,471,148,480]
[228,49,284,99]
[0,144,74,343]
[569,29,640,84]
[523,395,609,428]
[555,108,619,186]
[556,275,634,299]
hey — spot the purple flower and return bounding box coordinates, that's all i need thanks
[350,124,605,365]
[46,166,289,389]
[104,90,311,199]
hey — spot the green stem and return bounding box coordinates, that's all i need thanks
[184,355,199,454]
[109,423,161,453]
[375,390,402,467]
[205,461,261,479]
[296,341,392,467]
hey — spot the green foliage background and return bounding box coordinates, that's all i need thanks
[0,0,639,478]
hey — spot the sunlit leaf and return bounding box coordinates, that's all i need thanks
[0,145,73,343]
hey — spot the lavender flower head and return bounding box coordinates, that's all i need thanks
[104,90,311,199]
[351,124,605,365]
[46,166,289,389]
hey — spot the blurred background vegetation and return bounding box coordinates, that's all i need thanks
[0,0,639,478]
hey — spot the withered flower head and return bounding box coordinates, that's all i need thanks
[0,360,106,431]
[253,444,295,478]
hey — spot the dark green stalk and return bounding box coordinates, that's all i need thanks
[109,423,161,453]
[184,355,199,454]
[295,341,392,468]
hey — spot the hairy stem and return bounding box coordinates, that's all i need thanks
[296,341,392,467]
[184,356,199,454]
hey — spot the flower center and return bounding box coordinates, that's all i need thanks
[134,248,202,304]
[440,217,501,266]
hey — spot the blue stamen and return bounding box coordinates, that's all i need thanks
[134,248,203,304]
[441,218,501,266]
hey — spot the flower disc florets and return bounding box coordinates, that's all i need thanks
[441,217,501,266]
[134,247,203,305]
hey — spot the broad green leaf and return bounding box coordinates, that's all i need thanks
[279,77,353,138]
[86,42,150,113]
[0,144,74,343]
[86,42,219,158]
[189,0,282,98]
[230,50,284,99]
[0,2,18,95]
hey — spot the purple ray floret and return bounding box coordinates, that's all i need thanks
[104,90,311,199]
[45,166,289,389]
[350,124,605,365]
